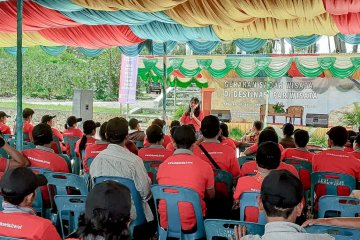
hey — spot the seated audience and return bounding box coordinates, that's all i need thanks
[352,134,360,159]
[138,125,172,162]
[63,116,83,155]
[344,130,357,152]
[243,128,284,156]
[281,129,314,162]
[143,119,172,148]
[165,121,181,151]
[128,118,145,142]
[234,141,281,223]
[193,115,240,179]
[157,125,215,231]
[71,181,131,240]
[14,108,34,142]
[0,137,29,177]
[0,167,61,239]
[242,121,263,143]
[90,117,154,239]
[0,111,11,135]
[232,170,333,240]
[75,120,100,158]
[279,123,296,149]
[219,123,237,150]
[41,115,64,153]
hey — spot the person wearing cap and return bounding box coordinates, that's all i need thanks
[281,129,314,163]
[13,108,35,142]
[128,118,145,142]
[68,181,131,240]
[0,137,29,178]
[0,111,11,135]
[0,167,61,240]
[63,116,83,155]
[143,119,172,148]
[312,126,360,181]
[279,123,296,149]
[41,115,62,142]
[234,142,282,223]
[138,125,172,162]
[352,134,360,159]
[75,120,100,158]
[157,125,215,231]
[90,117,155,239]
[231,170,333,240]
[193,115,240,179]
[243,128,285,156]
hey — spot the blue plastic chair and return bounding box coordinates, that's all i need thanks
[204,219,265,240]
[54,195,86,238]
[86,157,94,170]
[58,154,72,173]
[93,177,147,235]
[214,169,233,198]
[239,192,266,224]
[63,136,80,159]
[29,167,52,175]
[311,172,356,213]
[0,195,3,211]
[143,160,162,184]
[0,237,24,239]
[135,140,144,149]
[305,224,360,240]
[318,195,360,218]
[52,136,62,154]
[0,148,8,159]
[44,172,88,197]
[29,167,52,217]
[3,134,12,142]
[7,139,35,150]
[238,155,255,166]
[151,184,206,240]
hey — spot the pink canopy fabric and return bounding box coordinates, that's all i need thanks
[324,0,360,15]
[332,13,360,34]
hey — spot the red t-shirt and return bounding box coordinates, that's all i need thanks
[352,151,360,159]
[23,121,34,140]
[0,212,61,240]
[233,173,264,223]
[240,161,299,178]
[52,127,63,141]
[22,148,69,173]
[143,135,172,148]
[0,157,9,179]
[166,142,175,152]
[180,111,204,132]
[344,147,354,153]
[281,148,315,163]
[0,123,11,135]
[138,146,173,162]
[221,137,236,150]
[83,143,108,173]
[62,128,83,155]
[157,150,214,231]
[312,148,360,181]
[75,137,96,157]
[193,141,240,178]
[246,143,284,155]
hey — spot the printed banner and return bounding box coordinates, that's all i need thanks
[119,55,138,104]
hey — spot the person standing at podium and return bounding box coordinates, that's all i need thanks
[180,97,204,132]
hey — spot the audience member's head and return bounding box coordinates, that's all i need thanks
[220,123,229,138]
[282,123,294,137]
[0,111,10,124]
[327,126,348,147]
[294,129,309,148]
[129,118,140,131]
[65,116,82,129]
[170,126,179,139]
[264,126,276,132]
[253,121,263,132]
[256,141,281,171]
[79,120,101,153]
[170,120,181,129]
[23,108,34,120]
[0,167,47,206]
[187,124,196,133]
[173,125,196,150]
[353,134,360,151]
[261,170,304,222]
[41,115,56,127]
[99,122,108,141]
[258,129,279,145]
[346,130,357,148]
[146,125,164,144]
[32,123,53,146]
[200,115,220,139]
[152,119,166,129]
[76,181,131,240]
[106,117,128,144]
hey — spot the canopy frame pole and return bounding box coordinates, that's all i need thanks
[264,77,271,127]
[16,0,24,150]
[162,43,167,122]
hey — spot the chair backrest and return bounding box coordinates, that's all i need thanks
[143,160,162,184]
[204,219,265,240]
[305,224,360,240]
[238,155,255,166]
[63,136,80,158]
[260,104,275,115]
[22,141,35,150]
[55,195,86,238]
[311,172,356,212]
[86,157,94,169]
[240,191,266,224]
[214,169,233,198]
[151,184,206,240]
[52,136,62,154]
[93,177,147,232]
[0,195,3,211]
[318,196,360,218]
[284,158,312,190]
[3,134,12,142]
[58,154,72,173]
[135,140,144,149]
[0,148,8,159]
[44,172,88,196]
[287,106,304,117]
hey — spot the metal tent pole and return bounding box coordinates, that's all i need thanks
[162,43,167,121]
[16,0,24,150]
[264,78,271,127]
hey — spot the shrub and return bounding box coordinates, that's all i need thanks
[229,128,244,140]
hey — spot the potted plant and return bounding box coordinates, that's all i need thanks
[273,102,285,113]
[342,103,360,130]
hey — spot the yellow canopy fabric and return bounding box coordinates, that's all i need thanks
[214,13,339,40]
[71,0,187,12]
[166,0,326,28]
[0,32,60,47]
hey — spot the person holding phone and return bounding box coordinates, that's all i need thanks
[180,97,204,132]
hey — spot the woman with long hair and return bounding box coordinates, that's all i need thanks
[75,120,100,158]
[180,97,204,132]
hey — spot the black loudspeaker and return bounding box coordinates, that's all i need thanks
[306,114,329,128]
[210,110,231,123]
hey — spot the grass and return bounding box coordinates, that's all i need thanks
[0,101,122,114]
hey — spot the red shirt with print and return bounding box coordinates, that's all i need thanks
[0,212,61,240]
[246,143,284,155]
[281,148,315,163]
[166,142,175,152]
[221,137,236,150]
[0,123,11,135]
[138,146,173,162]
[83,143,108,173]
[75,137,96,157]
[143,135,172,148]
[240,161,298,178]
[193,141,240,178]
[157,150,214,231]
